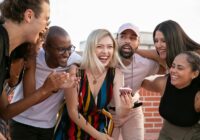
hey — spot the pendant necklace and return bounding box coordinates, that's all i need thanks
[91,72,104,85]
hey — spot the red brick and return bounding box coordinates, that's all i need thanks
[143,102,152,106]
[144,97,161,101]
[144,107,158,112]
[154,123,163,127]
[153,102,160,106]
[146,129,161,133]
[139,88,162,139]
[145,118,162,123]
[144,112,153,117]
[144,123,153,127]
[153,112,161,117]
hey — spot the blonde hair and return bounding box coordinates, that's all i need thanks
[81,29,123,73]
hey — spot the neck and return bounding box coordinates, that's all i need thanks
[121,57,133,66]
[3,20,25,55]
[89,69,107,85]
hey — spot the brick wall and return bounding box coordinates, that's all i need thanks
[139,88,163,140]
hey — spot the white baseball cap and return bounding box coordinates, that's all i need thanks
[117,23,140,36]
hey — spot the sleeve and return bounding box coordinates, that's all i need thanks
[67,52,82,66]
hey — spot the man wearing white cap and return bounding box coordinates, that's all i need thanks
[111,23,159,140]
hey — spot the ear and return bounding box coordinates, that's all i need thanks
[24,9,34,23]
[192,70,199,79]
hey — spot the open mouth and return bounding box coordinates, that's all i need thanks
[38,31,47,41]
[121,44,132,52]
[99,56,109,63]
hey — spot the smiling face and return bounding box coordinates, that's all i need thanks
[95,36,114,67]
[154,30,167,60]
[44,35,72,68]
[117,29,139,59]
[169,54,197,89]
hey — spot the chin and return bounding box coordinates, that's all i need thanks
[159,54,166,60]
[59,63,67,67]
[101,62,109,67]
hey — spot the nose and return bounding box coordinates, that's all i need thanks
[124,37,131,44]
[155,41,163,49]
[63,50,71,57]
[169,66,177,74]
[101,46,109,54]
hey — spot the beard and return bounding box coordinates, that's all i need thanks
[118,44,134,59]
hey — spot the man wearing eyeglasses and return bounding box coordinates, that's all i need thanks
[10,26,81,140]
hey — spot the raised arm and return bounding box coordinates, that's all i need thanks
[141,75,167,95]
[23,51,36,98]
[113,68,132,117]
[136,49,166,67]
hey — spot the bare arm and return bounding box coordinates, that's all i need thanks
[141,75,167,96]
[195,91,200,112]
[0,71,70,120]
[136,49,166,67]
[23,53,36,97]
[136,49,160,61]
[113,68,132,117]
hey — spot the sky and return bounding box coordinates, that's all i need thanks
[49,0,199,50]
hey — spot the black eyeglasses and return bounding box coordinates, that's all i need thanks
[49,44,76,55]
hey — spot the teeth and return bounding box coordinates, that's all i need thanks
[171,75,177,80]
[99,57,108,59]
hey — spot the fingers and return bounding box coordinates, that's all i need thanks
[119,87,132,96]
[120,92,133,108]
[43,71,69,92]
[60,73,80,89]
[44,71,81,92]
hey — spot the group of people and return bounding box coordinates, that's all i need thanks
[0,0,200,140]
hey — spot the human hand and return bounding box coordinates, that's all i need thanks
[60,73,80,88]
[119,87,133,109]
[96,132,113,140]
[119,87,133,96]
[42,71,70,93]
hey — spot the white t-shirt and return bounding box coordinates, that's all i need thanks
[11,48,82,128]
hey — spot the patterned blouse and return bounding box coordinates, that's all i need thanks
[54,68,115,140]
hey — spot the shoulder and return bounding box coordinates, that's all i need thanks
[67,52,82,66]
[114,67,123,75]
[68,64,79,76]
[113,67,123,83]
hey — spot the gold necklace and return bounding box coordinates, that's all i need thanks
[91,72,105,85]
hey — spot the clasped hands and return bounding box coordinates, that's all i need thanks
[43,71,80,93]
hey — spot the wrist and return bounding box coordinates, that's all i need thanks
[39,86,52,96]
[94,132,102,140]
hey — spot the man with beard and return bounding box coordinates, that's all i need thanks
[111,23,159,140]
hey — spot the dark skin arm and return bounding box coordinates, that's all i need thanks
[23,52,36,98]
[0,70,70,121]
